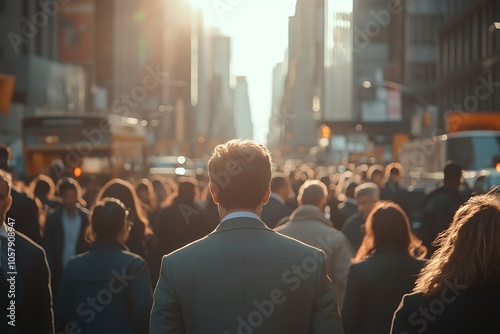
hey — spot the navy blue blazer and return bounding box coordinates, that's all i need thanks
[56,242,152,334]
[1,231,54,334]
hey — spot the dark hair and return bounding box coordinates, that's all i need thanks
[31,174,55,199]
[88,198,129,243]
[271,174,288,192]
[368,165,384,181]
[345,182,358,199]
[444,161,462,182]
[136,178,157,211]
[97,178,149,232]
[176,179,197,203]
[355,201,426,262]
[208,139,272,210]
[0,144,12,170]
[56,177,86,205]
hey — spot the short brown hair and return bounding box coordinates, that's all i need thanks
[208,140,272,210]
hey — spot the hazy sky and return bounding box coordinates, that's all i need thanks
[190,0,297,143]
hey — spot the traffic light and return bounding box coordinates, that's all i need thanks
[320,124,331,139]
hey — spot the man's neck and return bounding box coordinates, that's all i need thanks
[219,207,261,221]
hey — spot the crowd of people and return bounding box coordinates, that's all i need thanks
[0,140,499,333]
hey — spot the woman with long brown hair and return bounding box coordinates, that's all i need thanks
[96,178,152,258]
[391,192,500,333]
[343,201,426,334]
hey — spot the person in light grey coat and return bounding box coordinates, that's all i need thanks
[150,140,343,334]
[276,180,354,307]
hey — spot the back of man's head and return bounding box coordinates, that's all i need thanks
[444,162,462,187]
[271,174,288,193]
[208,139,272,211]
[355,182,380,201]
[298,180,327,207]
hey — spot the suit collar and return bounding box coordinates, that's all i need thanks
[214,217,272,234]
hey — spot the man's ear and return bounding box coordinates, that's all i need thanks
[209,182,220,204]
[262,185,271,205]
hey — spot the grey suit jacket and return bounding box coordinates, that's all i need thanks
[150,217,343,334]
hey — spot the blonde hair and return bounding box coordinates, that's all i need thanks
[414,191,500,296]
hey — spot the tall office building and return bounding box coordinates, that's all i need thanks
[439,0,500,124]
[233,76,253,140]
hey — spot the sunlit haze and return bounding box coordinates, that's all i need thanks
[189,0,297,143]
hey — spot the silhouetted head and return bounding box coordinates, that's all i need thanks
[97,178,147,228]
[89,198,130,244]
[443,161,462,190]
[271,173,291,202]
[177,179,197,203]
[355,201,426,262]
[208,139,271,211]
[297,180,328,210]
[31,174,55,199]
[57,177,84,213]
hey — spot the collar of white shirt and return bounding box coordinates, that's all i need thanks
[221,211,260,223]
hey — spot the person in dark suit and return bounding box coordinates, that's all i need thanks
[0,169,54,334]
[56,198,152,334]
[261,173,293,228]
[421,162,464,257]
[43,178,89,300]
[338,182,359,222]
[150,139,343,334]
[342,182,380,251]
[0,144,43,245]
[391,192,500,334]
[343,202,427,334]
[154,179,208,256]
[380,163,412,218]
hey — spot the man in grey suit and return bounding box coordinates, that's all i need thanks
[150,139,343,334]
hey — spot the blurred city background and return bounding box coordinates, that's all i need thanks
[0,0,499,187]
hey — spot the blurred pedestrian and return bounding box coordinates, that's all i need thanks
[56,198,152,334]
[276,180,354,307]
[96,178,152,259]
[380,163,412,218]
[391,191,500,333]
[342,182,380,251]
[421,162,464,256]
[343,202,426,334]
[0,169,55,334]
[261,173,293,228]
[43,177,89,299]
[1,144,42,245]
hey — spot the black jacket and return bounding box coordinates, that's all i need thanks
[42,206,89,299]
[392,282,500,334]
[7,187,42,245]
[1,231,54,334]
[342,245,426,334]
[421,186,463,256]
[261,196,292,229]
